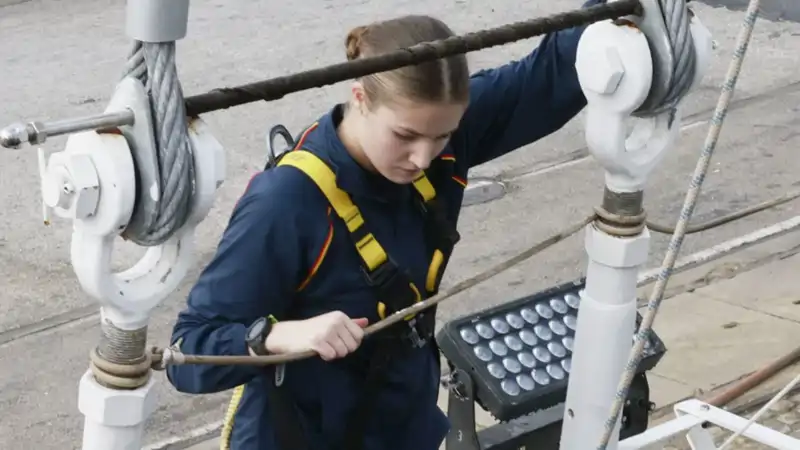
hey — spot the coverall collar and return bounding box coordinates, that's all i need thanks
[317,104,412,204]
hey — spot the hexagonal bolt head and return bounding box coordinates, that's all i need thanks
[580,47,625,95]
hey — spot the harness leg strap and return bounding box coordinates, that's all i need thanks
[265,366,314,450]
[340,337,421,450]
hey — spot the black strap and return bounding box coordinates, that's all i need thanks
[418,196,460,251]
[338,183,457,449]
[265,366,314,450]
[340,342,395,450]
[340,332,425,450]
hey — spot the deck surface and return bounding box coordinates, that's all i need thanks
[0,1,799,449]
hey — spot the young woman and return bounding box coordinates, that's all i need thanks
[167,2,604,449]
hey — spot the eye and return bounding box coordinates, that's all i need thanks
[393,131,416,141]
[436,133,453,141]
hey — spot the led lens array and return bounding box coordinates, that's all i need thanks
[437,280,667,422]
[456,292,582,397]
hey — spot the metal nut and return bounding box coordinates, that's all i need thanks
[580,46,625,95]
[68,154,101,220]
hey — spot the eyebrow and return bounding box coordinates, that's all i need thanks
[397,126,458,139]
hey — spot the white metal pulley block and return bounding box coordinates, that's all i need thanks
[39,77,226,331]
[576,15,714,194]
[576,21,658,194]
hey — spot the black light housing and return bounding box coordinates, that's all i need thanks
[436,277,667,423]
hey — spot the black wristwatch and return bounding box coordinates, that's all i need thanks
[245,317,272,356]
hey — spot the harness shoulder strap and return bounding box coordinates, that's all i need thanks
[412,171,460,295]
[279,150,431,326]
[278,149,388,272]
[412,172,436,203]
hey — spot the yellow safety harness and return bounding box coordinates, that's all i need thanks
[277,149,458,325]
[274,148,461,450]
[237,122,461,450]
[222,123,462,450]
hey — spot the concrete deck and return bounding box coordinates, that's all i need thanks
[1,0,799,449]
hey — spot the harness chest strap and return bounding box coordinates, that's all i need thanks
[278,150,388,271]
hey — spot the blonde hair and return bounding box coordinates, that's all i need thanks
[345,15,470,108]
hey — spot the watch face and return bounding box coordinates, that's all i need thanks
[247,318,266,342]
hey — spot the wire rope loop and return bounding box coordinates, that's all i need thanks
[119,40,196,247]
[635,0,698,117]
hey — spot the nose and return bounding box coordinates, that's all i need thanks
[408,141,439,171]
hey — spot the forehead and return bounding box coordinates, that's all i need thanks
[376,100,466,136]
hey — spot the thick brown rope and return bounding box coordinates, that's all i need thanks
[182,0,642,116]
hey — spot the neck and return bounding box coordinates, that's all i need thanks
[337,103,377,173]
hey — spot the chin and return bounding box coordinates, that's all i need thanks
[376,166,415,184]
[388,171,418,185]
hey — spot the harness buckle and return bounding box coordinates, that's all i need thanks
[363,259,416,307]
[404,319,427,348]
[363,260,433,348]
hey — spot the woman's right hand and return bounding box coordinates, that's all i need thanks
[264,311,369,361]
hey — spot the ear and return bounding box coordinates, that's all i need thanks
[350,81,367,114]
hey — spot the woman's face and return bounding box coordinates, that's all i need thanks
[353,90,467,184]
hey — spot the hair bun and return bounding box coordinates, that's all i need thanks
[345,25,369,61]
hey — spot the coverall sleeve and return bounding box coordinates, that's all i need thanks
[455,0,605,168]
[166,170,308,394]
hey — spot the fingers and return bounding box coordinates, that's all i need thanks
[329,332,350,358]
[336,324,360,353]
[315,341,337,361]
[310,312,370,361]
[351,317,369,328]
[332,316,367,354]
[343,317,367,339]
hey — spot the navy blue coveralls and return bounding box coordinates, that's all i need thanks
[167,3,603,448]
